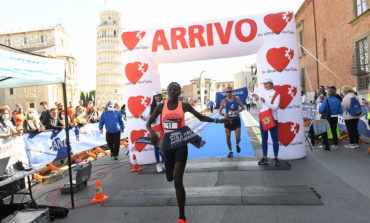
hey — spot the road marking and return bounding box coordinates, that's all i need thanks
[240,111,261,143]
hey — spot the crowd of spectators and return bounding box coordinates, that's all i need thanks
[0,100,126,138]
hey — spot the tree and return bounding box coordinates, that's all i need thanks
[79,91,86,106]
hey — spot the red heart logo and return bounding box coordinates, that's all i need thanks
[278,122,300,146]
[266,47,294,72]
[128,96,151,118]
[130,129,150,152]
[274,85,297,109]
[125,62,149,84]
[264,12,293,34]
[121,31,146,50]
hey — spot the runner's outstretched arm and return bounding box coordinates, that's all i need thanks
[146,103,164,145]
[183,102,231,124]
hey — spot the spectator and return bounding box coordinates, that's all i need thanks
[23,108,45,133]
[67,101,75,120]
[341,86,360,148]
[114,103,120,110]
[76,100,84,111]
[44,108,64,130]
[245,97,251,111]
[75,107,87,126]
[39,101,50,125]
[301,91,307,104]
[207,100,215,113]
[57,103,64,112]
[329,86,342,102]
[13,104,25,133]
[0,106,18,138]
[318,88,343,150]
[120,104,126,120]
[86,101,94,113]
[316,91,326,104]
[99,101,125,160]
[58,109,74,127]
[87,106,99,123]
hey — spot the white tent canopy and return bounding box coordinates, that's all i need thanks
[0,45,64,88]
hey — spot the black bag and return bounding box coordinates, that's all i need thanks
[320,99,331,119]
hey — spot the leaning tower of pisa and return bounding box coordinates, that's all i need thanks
[95,10,124,109]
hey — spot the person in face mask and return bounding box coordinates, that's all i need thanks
[0,106,18,138]
[99,101,125,160]
[23,108,45,133]
[44,108,64,130]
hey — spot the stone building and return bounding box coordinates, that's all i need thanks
[0,25,78,111]
[182,77,212,104]
[296,0,369,98]
[95,10,124,109]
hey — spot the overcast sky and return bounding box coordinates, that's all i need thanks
[0,0,305,91]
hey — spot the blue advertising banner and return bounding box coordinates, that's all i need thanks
[24,123,127,166]
[215,87,248,109]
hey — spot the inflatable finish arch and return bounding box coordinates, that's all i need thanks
[121,11,305,164]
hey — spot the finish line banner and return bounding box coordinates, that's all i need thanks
[24,123,127,166]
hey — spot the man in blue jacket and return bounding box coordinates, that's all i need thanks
[319,88,343,150]
[99,101,125,160]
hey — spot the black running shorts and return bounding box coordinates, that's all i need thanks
[164,145,188,167]
[224,118,241,131]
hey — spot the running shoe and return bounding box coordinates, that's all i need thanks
[178,219,187,223]
[344,144,356,149]
[331,145,338,149]
[273,158,280,167]
[161,163,165,171]
[227,151,234,158]
[353,144,360,148]
[257,157,268,165]
[114,156,118,160]
[156,163,163,173]
[236,145,241,153]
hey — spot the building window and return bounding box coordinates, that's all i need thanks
[114,30,117,37]
[356,38,369,75]
[108,16,111,20]
[10,88,13,95]
[40,35,44,43]
[204,90,207,94]
[114,89,117,93]
[113,21,117,25]
[7,39,11,46]
[297,20,305,56]
[30,103,35,108]
[357,75,369,90]
[355,0,368,16]
[299,30,305,55]
[323,38,327,61]
[196,85,199,88]
[300,68,306,93]
[198,97,201,100]
[24,37,27,45]
[197,91,200,94]
[355,38,369,90]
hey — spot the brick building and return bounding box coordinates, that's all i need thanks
[296,0,369,98]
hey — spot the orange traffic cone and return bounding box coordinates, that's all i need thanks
[131,154,142,172]
[91,180,109,204]
[367,147,370,154]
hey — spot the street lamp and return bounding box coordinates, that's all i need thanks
[199,70,205,110]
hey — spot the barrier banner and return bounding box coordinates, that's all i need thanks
[0,136,29,168]
[24,123,128,166]
[215,87,248,109]
[302,104,370,137]
[302,103,317,120]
